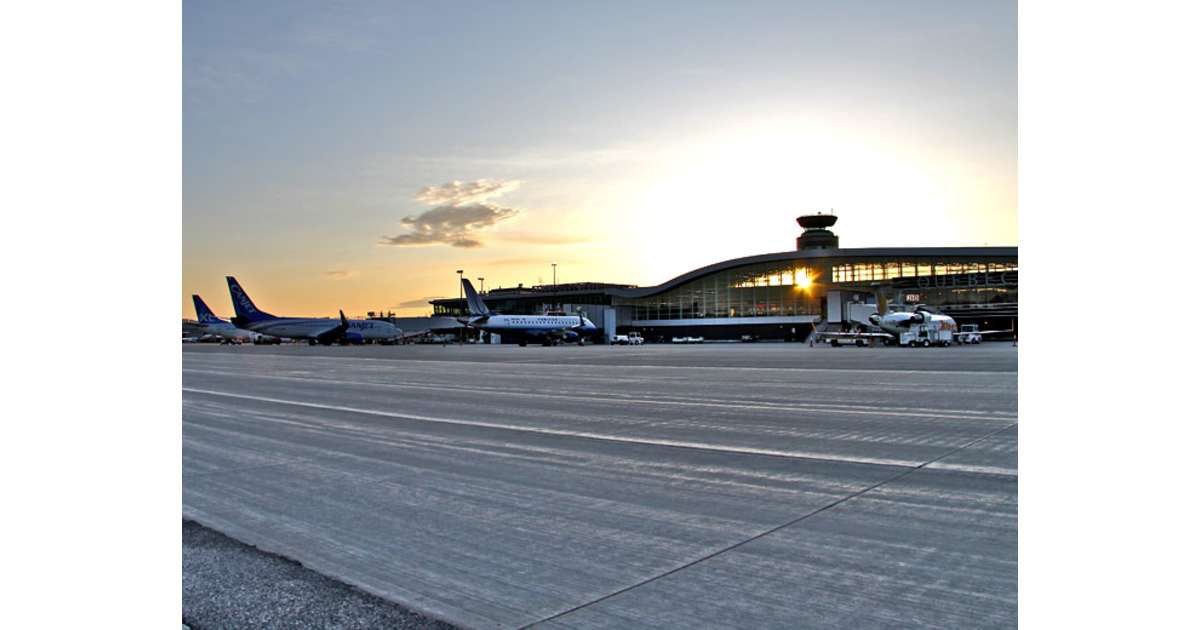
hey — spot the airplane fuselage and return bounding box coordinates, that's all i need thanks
[346,319,402,341]
[870,309,958,337]
[467,314,597,340]
[197,320,256,342]
[240,317,399,341]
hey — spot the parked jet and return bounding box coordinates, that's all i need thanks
[813,290,959,347]
[225,276,401,344]
[866,291,958,337]
[865,296,1010,344]
[191,294,262,344]
[459,278,597,346]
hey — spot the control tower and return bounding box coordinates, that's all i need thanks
[796,212,839,250]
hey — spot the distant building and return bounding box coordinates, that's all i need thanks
[432,214,1016,342]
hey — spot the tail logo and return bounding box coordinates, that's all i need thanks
[231,285,257,313]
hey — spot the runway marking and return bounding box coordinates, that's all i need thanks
[183,368,1016,422]
[183,356,1018,400]
[184,357,1018,395]
[185,352,1017,376]
[183,387,1016,474]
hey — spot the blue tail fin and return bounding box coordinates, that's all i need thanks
[192,294,223,323]
[461,278,491,316]
[226,276,276,322]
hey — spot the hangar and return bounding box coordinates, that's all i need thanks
[432,214,1017,342]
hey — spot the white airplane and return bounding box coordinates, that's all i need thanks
[867,298,958,337]
[459,278,598,346]
[866,293,1011,344]
[814,290,959,347]
[191,294,261,344]
[226,276,402,344]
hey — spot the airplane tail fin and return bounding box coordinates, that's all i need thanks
[874,287,889,316]
[226,276,276,322]
[461,278,490,316]
[192,294,222,323]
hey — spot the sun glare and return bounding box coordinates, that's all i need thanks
[796,269,812,290]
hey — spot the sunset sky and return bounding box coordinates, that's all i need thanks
[184,0,1015,318]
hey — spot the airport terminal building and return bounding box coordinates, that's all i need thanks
[432,215,1017,342]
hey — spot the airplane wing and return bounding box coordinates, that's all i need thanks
[954,328,1013,337]
[308,313,350,343]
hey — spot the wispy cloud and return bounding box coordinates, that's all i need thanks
[392,296,442,309]
[185,48,302,105]
[323,269,358,279]
[382,179,522,248]
[414,179,522,206]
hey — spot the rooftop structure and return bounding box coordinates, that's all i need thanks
[430,216,1017,342]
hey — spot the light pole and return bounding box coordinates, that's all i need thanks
[551,262,558,311]
[456,269,464,344]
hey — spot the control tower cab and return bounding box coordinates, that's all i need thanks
[796,212,840,250]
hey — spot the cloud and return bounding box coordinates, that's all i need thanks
[381,203,519,248]
[382,179,523,248]
[391,296,444,310]
[413,179,521,206]
[323,270,358,279]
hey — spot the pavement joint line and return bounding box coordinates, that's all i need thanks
[183,368,1016,422]
[185,352,1016,376]
[517,419,1019,629]
[183,387,1016,477]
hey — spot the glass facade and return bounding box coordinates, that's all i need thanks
[830,261,1017,283]
[618,256,1017,322]
[616,262,823,320]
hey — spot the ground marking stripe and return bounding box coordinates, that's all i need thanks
[183,369,1016,422]
[183,387,1016,475]
[185,352,1016,376]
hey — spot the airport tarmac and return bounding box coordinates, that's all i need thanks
[183,343,1017,629]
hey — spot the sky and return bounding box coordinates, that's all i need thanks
[184,0,1015,318]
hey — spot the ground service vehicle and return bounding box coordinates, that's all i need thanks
[957,324,984,344]
[899,323,955,347]
[614,332,644,345]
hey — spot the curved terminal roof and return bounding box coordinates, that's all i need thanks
[431,246,1018,306]
[610,246,1017,299]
